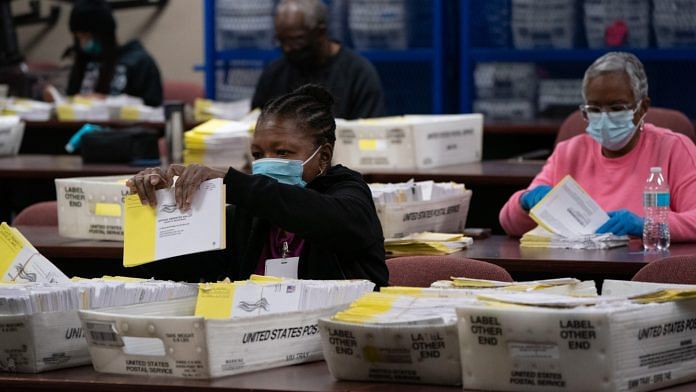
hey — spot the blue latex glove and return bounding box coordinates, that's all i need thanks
[595,209,644,236]
[520,185,553,211]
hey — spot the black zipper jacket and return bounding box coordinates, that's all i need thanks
[140,165,389,288]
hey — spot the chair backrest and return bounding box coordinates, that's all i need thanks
[163,80,205,106]
[386,256,513,287]
[631,256,696,284]
[556,107,696,145]
[13,201,58,226]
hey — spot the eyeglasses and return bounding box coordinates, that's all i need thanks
[579,101,640,120]
[579,103,638,114]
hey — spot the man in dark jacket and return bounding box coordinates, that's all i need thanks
[251,0,386,119]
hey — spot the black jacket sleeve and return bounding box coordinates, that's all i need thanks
[66,65,82,96]
[224,168,382,251]
[127,56,163,107]
[251,65,274,111]
[349,61,386,119]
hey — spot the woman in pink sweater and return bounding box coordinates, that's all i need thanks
[500,52,696,241]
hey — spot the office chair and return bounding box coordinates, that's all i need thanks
[631,256,696,284]
[386,256,513,287]
[13,201,58,226]
[163,80,205,106]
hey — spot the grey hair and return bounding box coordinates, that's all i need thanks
[582,52,648,101]
[276,0,328,29]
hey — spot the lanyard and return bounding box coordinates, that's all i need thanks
[281,241,289,259]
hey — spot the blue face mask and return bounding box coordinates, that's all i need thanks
[585,104,644,151]
[81,39,102,55]
[251,147,322,187]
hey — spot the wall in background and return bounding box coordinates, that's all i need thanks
[13,0,203,86]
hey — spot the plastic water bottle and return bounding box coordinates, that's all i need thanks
[643,167,670,251]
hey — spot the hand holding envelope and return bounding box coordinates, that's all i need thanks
[123,177,226,267]
[127,164,227,211]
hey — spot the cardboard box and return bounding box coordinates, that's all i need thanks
[0,296,193,373]
[377,191,472,238]
[0,116,24,156]
[79,300,347,379]
[0,311,90,372]
[333,114,483,170]
[319,280,597,386]
[456,297,696,392]
[55,176,132,241]
[320,318,462,385]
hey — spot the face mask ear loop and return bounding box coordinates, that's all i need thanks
[301,146,322,166]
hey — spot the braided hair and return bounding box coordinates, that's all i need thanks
[258,84,336,147]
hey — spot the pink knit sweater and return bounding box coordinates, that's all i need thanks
[499,124,696,241]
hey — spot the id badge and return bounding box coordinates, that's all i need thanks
[264,257,299,278]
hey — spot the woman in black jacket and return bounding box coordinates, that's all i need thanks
[127,84,388,287]
[45,0,162,106]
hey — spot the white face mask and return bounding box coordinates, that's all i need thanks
[585,102,644,151]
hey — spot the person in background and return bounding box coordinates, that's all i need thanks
[499,52,696,241]
[252,0,385,120]
[128,84,389,287]
[45,0,162,106]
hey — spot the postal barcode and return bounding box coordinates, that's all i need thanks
[90,331,118,342]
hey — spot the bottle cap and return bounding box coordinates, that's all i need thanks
[650,167,662,173]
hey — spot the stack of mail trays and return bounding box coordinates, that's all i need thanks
[320,278,696,392]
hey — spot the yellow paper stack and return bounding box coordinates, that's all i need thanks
[184,119,250,168]
[1,97,53,121]
[193,98,257,122]
[384,232,473,256]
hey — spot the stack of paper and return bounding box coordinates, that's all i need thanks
[332,292,471,325]
[123,178,226,267]
[521,175,629,249]
[193,98,254,122]
[0,98,53,121]
[370,180,467,205]
[0,278,197,315]
[194,276,375,319]
[332,279,597,326]
[521,226,629,249]
[56,95,144,121]
[385,232,473,255]
[70,277,198,310]
[425,277,598,296]
[0,222,70,284]
[183,119,250,168]
[0,115,25,156]
[119,104,164,122]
